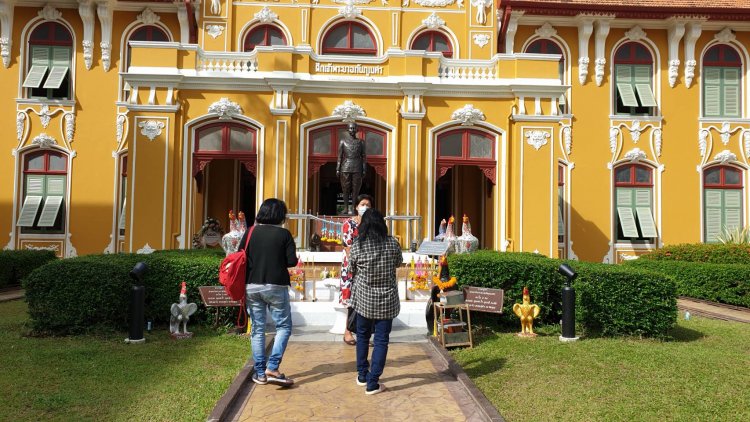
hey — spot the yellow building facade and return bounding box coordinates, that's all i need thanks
[1,0,748,263]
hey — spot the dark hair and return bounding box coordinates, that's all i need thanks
[357,208,387,243]
[355,194,375,208]
[255,198,288,225]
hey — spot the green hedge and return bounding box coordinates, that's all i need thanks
[639,243,750,264]
[624,259,750,308]
[448,251,677,338]
[24,249,231,335]
[0,250,57,289]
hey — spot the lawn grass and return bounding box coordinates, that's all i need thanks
[452,318,750,422]
[0,300,248,421]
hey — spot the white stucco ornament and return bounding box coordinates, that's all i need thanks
[578,57,589,85]
[207,25,224,39]
[720,122,732,145]
[208,98,243,119]
[422,12,445,29]
[254,6,278,23]
[16,112,26,142]
[137,8,160,25]
[39,104,52,129]
[138,120,165,141]
[32,133,57,149]
[627,121,643,143]
[116,114,127,144]
[715,27,735,43]
[698,129,709,158]
[338,4,362,20]
[595,58,606,86]
[653,128,662,157]
[609,127,619,154]
[101,41,112,72]
[714,149,737,164]
[38,5,62,21]
[473,34,490,48]
[210,0,221,16]
[452,104,485,126]
[471,0,492,25]
[668,59,680,88]
[625,26,647,41]
[624,147,647,162]
[65,113,75,143]
[525,130,550,151]
[413,0,456,6]
[137,243,155,254]
[332,100,366,122]
[0,37,10,68]
[684,59,697,88]
[562,125,572,155]
[535,23,557,39]
[744,131,750,158]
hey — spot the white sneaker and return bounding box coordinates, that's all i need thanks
[356,375,367,386]
[365,383,386,395]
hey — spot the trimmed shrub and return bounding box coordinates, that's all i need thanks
[624,259,750,308]
[449,251,677,338]
[0,250,57,289]
[24,250,230,335]
[639,243,750,264]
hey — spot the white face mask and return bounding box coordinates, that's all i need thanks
[357,206,370,216]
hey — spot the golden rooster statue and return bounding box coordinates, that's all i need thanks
[512,287,540,337]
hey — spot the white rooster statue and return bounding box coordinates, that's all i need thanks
[170,282,198,338]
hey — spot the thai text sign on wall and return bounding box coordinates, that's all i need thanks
[315,62,384,76]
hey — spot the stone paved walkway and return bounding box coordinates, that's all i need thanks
[0,287,24,302]
[230,341,488,421]
[677,297,750,323]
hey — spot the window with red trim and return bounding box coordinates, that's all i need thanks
[130,25,169,42]
[614,42,655,116]
[436,129,496,184]
[244,25,286,51]
[25,22,73,100]
[703,44,742,118]
[704,165,744,242]
[614,164,653,187]
[704,166,742,188]
[19,150,68,234]
[322,22,376,56]
[411,31,452,58]
[193,122,258,179]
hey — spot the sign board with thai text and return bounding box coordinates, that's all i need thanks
[199,286,241,307]
[463,286,504,314]
[416,241,450,257]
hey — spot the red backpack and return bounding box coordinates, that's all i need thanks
[219,226,255,302]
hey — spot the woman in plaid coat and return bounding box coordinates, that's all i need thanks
[349,208,403,395]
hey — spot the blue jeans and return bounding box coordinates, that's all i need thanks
[355,312,393,391]
[247,284,292,374]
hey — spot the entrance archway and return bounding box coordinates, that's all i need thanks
[434,128,496,247]
[192,121,258,234]
[307,124,387,214]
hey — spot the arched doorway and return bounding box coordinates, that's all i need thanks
[435,128,496,247]
[307,124,387,214]
[192,121,257,234]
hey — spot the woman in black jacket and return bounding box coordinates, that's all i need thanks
[239,198,298,386]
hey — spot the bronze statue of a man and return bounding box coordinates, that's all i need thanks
[336,122,367,215]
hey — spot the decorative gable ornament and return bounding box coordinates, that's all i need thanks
[525,130,550,151]
[422,12,445,29]
[254,6,278,23]
[625,26,647,41]
[624,147,647,162]
[332,100,366,122]
[714,149,737,164]
[208,98,243,119]
[715,28,735,43]
[137,8,160,25]
[138,120,165,141]
[535,23,556,39]
[338,4,361,20]
[32,133,57,149]
[451,104,485,126]
[38,5,62,21]
[412,0,457,7]
[210,0,221,16]
[206,25,224,39]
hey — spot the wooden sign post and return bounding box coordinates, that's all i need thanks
[199,286,241,327]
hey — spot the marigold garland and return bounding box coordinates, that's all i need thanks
[432,276,457,291]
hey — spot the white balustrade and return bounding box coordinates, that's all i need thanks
[438,58,498,81]
[197,51,259,73]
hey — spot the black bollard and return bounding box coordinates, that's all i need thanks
[126,262,148,344]
[557,264,579,341]
[561,284,576,338]
[127,285,145,343]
